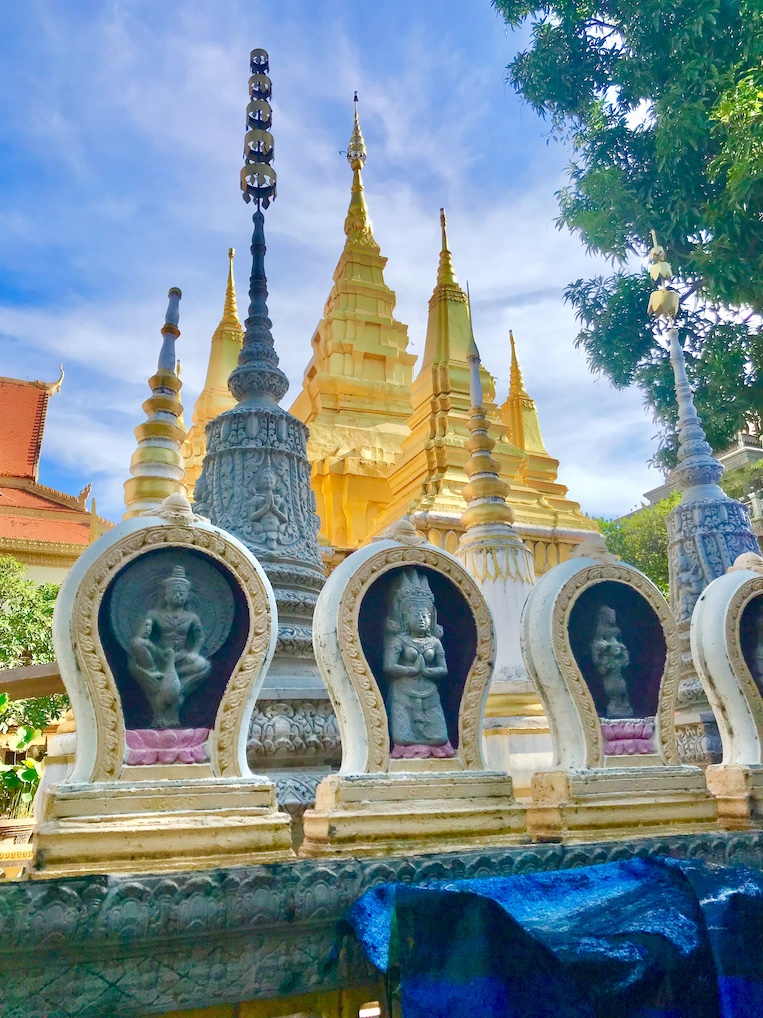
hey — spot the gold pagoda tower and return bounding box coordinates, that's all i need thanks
[289,95,415,554]
[182,249,244,495]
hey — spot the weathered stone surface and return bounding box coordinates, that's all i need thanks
[2,833,763,1017]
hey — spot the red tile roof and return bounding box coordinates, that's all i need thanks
[0,378,49,480]
[0,487,80,512]
[0,514,90,545]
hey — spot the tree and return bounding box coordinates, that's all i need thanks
[493,0,763,468]
[596,492,681,594]
[0,554,67,735]
[0,556,66,817]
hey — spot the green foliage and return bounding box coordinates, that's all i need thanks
[0,556,58,668]
[0,757,40,817]
[0,557,67,814]
[596,491,681,594]
[493,0,763,467]
[719,459,763,500]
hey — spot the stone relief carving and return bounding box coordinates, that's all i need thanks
[249,464,289,551]
[70,524,273,781]
[126,565,213,728]
[194,407,322,571]
[383,568,454,759]
[247,700,340,760]
[551,564,680,767]
[590,605,633,719]
[668,500,758,624]
[2,833,763,1016]
[335,545,493,772]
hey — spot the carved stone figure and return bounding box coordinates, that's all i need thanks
[249,465,289,551]
[127,565,211,728]
[591,605,633,719]
[383,568,454,758]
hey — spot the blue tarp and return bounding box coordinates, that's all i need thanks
[348,857,763,1018]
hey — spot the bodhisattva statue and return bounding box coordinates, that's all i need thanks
[591,605,633,718]
[382,568,454,759]
[127,564,212,728]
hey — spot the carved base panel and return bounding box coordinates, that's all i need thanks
[31,778,294,878]
[299,771,527,858]
[528,767,718,843]
[705,764,763,830]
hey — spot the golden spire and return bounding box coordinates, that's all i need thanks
[437,208,458,288]
[461,314,515,529]
[181,252,244,495]
[344,92,378,250]
[221,247,241,327]
[509,330,528,398]
[124,288,187,519]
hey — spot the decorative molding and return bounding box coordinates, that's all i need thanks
[69,521,274,781]
[248,700,341,761]
[550,563,681,767]
[724,576,763,738]
[1,832,763,1015]
[335,543,494,772]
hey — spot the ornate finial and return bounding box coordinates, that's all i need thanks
[647,230,679,319]
[570,533,619,563]
[374,516,427,546]
[153,491,205,524]
[509,331,528,398]
[436,207,458,288]
[728,552,763,575]
[222,247,240,327]
[647,236,723,494]
[241,49,276,208]
[465,282,482,408]
[229,50,289,406]
[158,288,182,371]
[343,94,377,249]
[35,364,64,395]
[347,91,367,167]
[124,288,187,518]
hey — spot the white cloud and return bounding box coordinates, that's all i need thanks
[0,0,665,520]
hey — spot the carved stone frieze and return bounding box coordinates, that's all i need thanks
[2,833,763,1016]
[247,700,341,761]
[668,498,758,625]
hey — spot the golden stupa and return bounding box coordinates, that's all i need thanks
[181,249,244,496]
[185,98,596,570]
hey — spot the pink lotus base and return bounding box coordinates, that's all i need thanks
[390,740,456,760]
[601,718,656,756]
[125,728,210,766]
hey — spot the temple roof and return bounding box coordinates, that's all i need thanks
[0,374,61,480]
[0,371,109,563]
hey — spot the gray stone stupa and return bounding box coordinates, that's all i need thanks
[194,50,336,816]
[647,233,759,763]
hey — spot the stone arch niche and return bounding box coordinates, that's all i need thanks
[32,494,293,878]
[521,547,717,843]
[300,518,526,857]
[522,558,680,771]
[691,555,763,827]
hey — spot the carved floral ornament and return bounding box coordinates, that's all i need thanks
[335,543,494,772]
[550,563,681,767]
[69,523,273,782]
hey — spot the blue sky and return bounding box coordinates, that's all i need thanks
[0,0,664,520]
